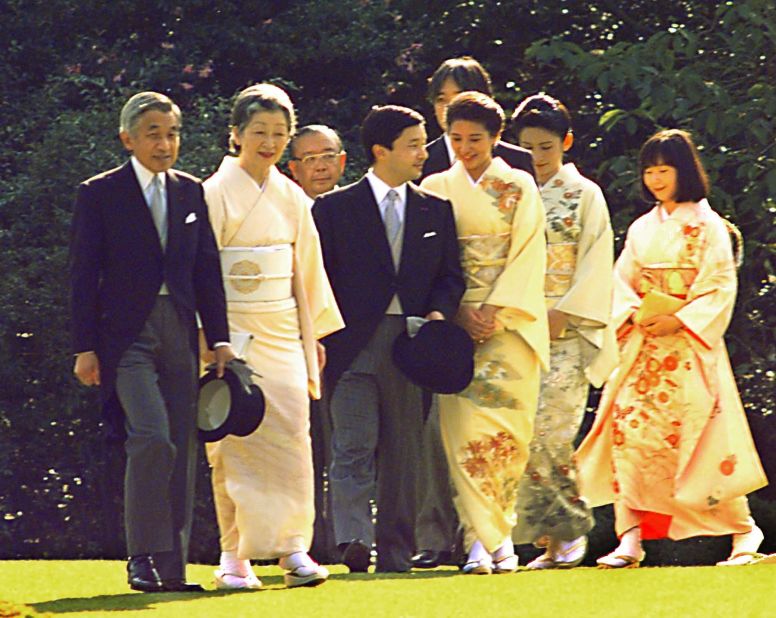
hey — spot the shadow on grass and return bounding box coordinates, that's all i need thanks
[327,569,460,581]
[30,589,244,614]
[29,570,459,613]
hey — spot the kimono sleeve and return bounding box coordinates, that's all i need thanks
[553,183,614,328]
[611,222,644,331]
[486,176,550,369]
[674,214,737,350]
[202,178,227,250]
[294,201,345,341]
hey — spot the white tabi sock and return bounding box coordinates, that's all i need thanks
[219,550,251,577]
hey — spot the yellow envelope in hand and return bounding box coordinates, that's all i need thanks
[634,290,686,324]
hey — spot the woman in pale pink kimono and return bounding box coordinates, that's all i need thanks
[421,91,549,575]
[510,94,617,569]
[576,129,767,568]
[202,84,343,588]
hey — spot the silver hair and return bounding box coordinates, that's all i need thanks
[290,124,343,158]
[119,91,182,135]
[229,83,296,153]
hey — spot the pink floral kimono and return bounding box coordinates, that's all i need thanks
[576,199,766,540]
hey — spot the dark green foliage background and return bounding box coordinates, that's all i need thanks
[1,0,773,564]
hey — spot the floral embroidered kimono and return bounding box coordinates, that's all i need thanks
[513,163,618,545]
[576,200,766,540]
[203,156,343,559]
[421,157,549,552]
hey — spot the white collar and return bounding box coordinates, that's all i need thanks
[131,156,166,190]
[366,170,408,206]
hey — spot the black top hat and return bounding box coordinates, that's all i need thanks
[197,358,265,442]
[392,320,474,394]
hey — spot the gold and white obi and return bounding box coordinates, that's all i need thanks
[459,232,509,303]
[220,245,295,312]
[637,264,697,297]
[545,242,577,301]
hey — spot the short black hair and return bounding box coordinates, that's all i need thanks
[427,56,492,103]
[639,129,709,203]
[361,105,425,164]
[445,91,504,137]
[511,93,572,140]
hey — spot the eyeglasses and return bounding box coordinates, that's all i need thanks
[293,152,343,167]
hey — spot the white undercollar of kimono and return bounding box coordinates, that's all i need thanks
[218,155,271,193]
[657,198,712,223]
[131,155,167,193]
[540,162,579,189]
[366,170,408,221]
[457,156,510,187]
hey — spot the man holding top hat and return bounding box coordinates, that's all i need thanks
[70,91,234,592]
[312,105,465,573]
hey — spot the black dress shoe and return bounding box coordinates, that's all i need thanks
[160,579,205,592]
[339,539,371,573]
[411,549,453,569]
[127,555,163,592]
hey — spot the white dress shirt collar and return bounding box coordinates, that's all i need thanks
[366,170,407,223]
[131,156,167,194]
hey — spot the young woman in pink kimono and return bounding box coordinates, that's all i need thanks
[202,84,344,588]
[576,129,767,568]
[421,91,549,575]
[510,94,617,569]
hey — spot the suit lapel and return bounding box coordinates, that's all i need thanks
[164,170,182,258]
[398,184,424,277]
[353,178,394,274]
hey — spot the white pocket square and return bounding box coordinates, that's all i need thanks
[423,231,437,238]
[185,212,197,224]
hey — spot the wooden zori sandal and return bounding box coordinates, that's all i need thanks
[596,551,645,569]
[716,551,766,566]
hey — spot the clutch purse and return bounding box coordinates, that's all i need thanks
[633,290,686,324]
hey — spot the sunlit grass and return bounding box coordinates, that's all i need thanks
[1,560,775,617]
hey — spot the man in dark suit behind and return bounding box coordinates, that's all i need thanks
[70,91,235,592]
[414,56,535,570]
[312,105,465,573]
[421,56,535,181]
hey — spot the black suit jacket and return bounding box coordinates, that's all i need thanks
[70,161,229,425]
[312,177,465,386]
[420,136,535,181]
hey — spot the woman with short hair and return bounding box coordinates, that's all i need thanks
[203,83,343,589]
[421,91,549,575]
[510,93,617,569]
[576,129,767,568]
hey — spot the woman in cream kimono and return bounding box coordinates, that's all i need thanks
[510,94,617,568]
[577,129,767,568]
[202,84,343,588]
[421,91,549,575]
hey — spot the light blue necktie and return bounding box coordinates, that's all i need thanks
[383,189,400,245]
[149,175,167,250]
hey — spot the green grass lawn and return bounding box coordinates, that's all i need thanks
[1,560,775,617]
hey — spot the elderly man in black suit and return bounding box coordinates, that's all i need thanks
[312,105,465,573]
[70,91,235,592]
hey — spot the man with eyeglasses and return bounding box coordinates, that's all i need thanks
[289,123,348,564]
[289,125,347,201]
